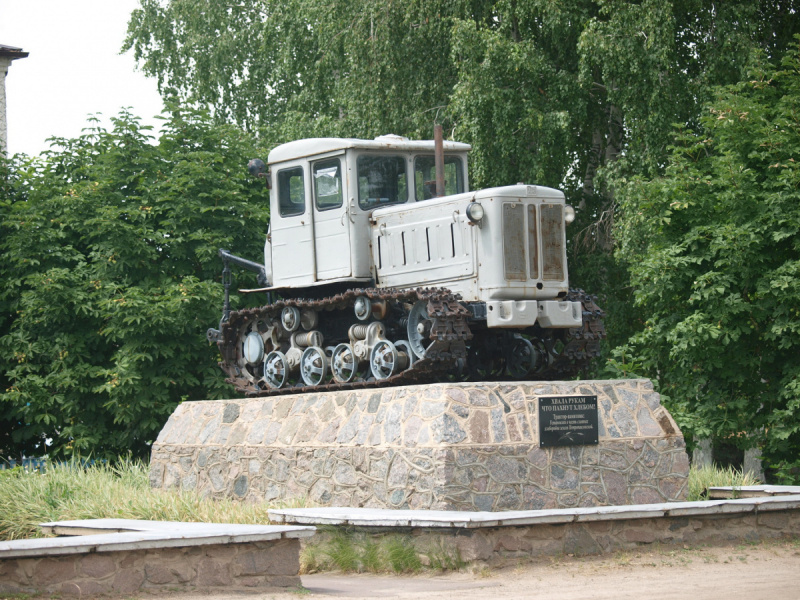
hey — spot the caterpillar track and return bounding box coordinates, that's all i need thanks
[542,289,606,378]
[215,287,605,397]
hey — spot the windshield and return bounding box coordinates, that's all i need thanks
[357,155,408,210]
[414,155,464,201]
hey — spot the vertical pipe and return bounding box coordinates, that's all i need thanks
[434,124,445,198]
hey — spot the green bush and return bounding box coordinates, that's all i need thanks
[686,464,761,501]
[0,108,269,459]
[610,46,800,478]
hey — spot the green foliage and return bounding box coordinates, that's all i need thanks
[611,45,800,477]
[125,1,799,186]
[686,465,761,502]
[771,458,800,484]
[124,1,800,384]
[384,535,422,573]
[0,460,308,541]
[324,530,362,572]
[3,2,799,460]
[0,108,269,459]
[426,538,467,571]
[301,531,449,574]
[360,537,383,573]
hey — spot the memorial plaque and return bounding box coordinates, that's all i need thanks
[538,395,599,447]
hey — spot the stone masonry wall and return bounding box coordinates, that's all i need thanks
[310,509,800,565]
[0,539,301,596]
[455,509,800,563]
[150,379,689,510]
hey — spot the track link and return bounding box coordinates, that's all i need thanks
[544,288,607,379]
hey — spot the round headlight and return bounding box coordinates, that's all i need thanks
[564,204,576,224]
[466,202,485,223]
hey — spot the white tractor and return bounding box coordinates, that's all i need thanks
[208,129,605,395]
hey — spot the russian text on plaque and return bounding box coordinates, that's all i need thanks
[538,395,599,448]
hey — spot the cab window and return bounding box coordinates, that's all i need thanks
[277,166,305,217]
[357,155,408,210]
[414,156,464,201]
[313,159,343,211]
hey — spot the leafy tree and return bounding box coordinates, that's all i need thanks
[0,109,269,459]
[125,0,800,354]
[609,46,800,480]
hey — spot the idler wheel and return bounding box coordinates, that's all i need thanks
[242,332,265,365]
[264,351,289,389]
[300,308,318,330]
[300,346,329,386]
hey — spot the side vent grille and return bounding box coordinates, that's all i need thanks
[502,203,526,281]
[527,204,539,280]
[540,204,565,280]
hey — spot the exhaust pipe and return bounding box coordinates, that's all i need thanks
[434,123,445,197]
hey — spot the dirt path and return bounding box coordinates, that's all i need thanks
[169,539,800,600]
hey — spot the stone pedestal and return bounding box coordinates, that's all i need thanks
[150,379,689,510]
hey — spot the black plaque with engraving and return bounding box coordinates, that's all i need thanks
[538,395,599,447]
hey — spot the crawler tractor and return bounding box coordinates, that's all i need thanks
[207,129,605,396]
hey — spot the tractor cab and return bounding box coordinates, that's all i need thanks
[264,135,471,290]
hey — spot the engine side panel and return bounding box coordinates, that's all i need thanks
[371,196,478,299]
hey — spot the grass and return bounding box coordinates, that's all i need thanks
[300,530,463,574]
[0,460,308,541]
[686,464,761,501]
[385,536,422,572]
[427,538,468,571]
[289,586,312,595]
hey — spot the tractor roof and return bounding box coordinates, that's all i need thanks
[268,135,472,165]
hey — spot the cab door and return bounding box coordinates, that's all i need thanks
[270,162,316,286]
[312,156,352,279]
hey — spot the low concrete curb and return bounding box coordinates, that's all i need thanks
[0,520,315,595]
[270,495,800,563]
[708,485,800,499]
[269,494,800,527]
